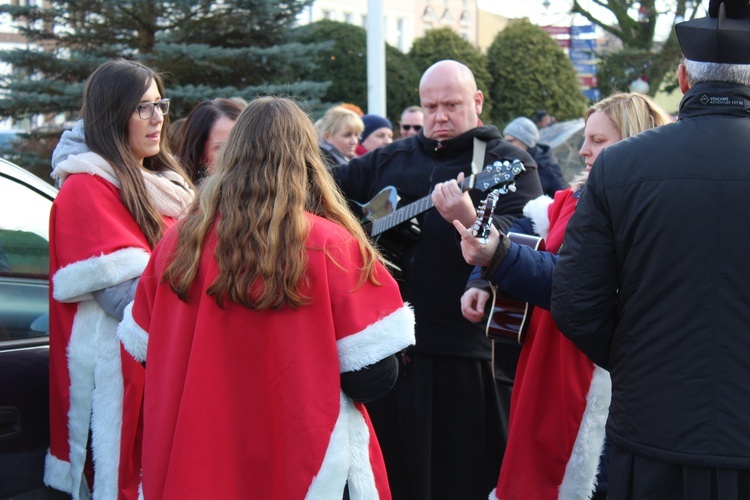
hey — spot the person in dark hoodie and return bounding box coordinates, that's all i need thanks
[503,116,568,197]
[332,59,542,500]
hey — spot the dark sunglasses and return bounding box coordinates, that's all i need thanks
[401,124,422,131]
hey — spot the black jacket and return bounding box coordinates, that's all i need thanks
[552,81,750,468]
[529,143,568,197]
[333,127,542,359]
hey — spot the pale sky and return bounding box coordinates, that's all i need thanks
[477,0,697,42]
[477,0,594,27]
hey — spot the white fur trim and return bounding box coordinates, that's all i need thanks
[306,392,378,499]
[89,311,125,500]
[558,366,611,500]
[522,196,554,240]
[337,303,415,373]
[53,247,150,303]
[66,300,98,499]
[64,300,124,500]
[118,302,148,363]
[44,450,73,494]
[488,488,500,500]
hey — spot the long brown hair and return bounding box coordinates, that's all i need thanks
[82,59,193,248]
[164,97,382,310]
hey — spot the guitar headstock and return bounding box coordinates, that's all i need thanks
[462,159,525,195]
[470,189,500,244]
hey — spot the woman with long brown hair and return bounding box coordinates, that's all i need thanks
[119,97,414,499]
[46,59,194,499]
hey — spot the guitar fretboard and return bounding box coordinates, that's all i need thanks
[370,176,478,237]
[371,194,434,236]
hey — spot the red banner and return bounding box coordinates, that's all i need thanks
[542,25,571,35]
[578,75,598,87]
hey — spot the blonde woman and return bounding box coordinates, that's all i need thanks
[316,105,365,166]
[455,92,672,500]
[119,97,414,499]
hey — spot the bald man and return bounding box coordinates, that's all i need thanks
[332,60,543,499]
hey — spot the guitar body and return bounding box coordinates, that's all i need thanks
[485,232,545,345]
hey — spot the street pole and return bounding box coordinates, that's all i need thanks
[366,0,386,116]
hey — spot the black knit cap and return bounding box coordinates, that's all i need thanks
[676,0,750,64]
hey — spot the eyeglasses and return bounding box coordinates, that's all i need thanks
[134,98,170,120]
[400,124,422,131]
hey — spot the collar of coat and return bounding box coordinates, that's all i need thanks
[679,80,750,120]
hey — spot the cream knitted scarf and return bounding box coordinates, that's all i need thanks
[51,151,194,218]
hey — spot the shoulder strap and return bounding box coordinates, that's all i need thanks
[472,138,486,175]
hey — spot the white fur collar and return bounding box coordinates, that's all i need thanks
[522,195,554,240]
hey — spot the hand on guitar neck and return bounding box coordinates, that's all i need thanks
[348,159,526,277]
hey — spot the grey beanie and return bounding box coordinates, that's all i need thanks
[503,117,539,148]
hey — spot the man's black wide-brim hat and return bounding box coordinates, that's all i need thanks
[676,0,750,63]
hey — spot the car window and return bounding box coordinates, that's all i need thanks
[0,175,50,278]
[0,173,51,340]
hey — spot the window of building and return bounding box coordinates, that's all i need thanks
[440,9,454,25]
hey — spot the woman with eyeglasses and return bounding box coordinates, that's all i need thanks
[46,59,194,499]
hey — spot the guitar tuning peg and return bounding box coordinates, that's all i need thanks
[508,184,517,193]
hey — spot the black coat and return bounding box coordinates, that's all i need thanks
[552,81,750,468]
[529,143,568,197]
[333,126,542,359]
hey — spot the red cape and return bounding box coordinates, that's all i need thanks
[119,213,415,499]
[47,172,178,499]
[493,190,610,499]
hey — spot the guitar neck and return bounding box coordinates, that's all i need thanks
[371,194,433,237]
[370,177,473,237]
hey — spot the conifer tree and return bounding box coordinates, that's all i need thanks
[0,0,329,119]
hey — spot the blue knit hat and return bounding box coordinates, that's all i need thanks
[361,114,392,142]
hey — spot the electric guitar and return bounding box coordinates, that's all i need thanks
[349,159,526,275]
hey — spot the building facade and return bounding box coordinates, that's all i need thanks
[297,0,479,52]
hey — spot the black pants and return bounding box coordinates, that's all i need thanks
[365,352,509,500]
[609,441,750,500]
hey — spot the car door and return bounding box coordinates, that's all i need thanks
[0,160,67,498]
